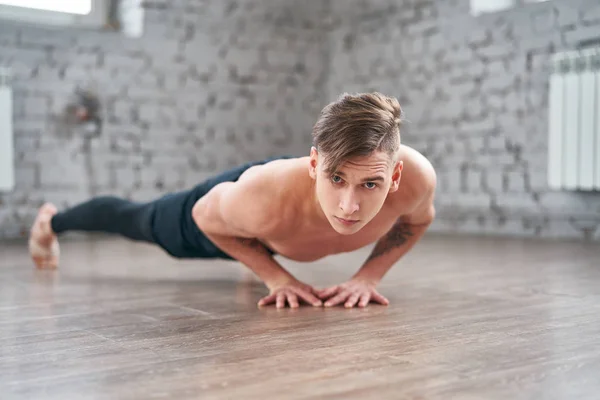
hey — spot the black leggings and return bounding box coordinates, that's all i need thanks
[49,156,288,259]
[51,196,155,243]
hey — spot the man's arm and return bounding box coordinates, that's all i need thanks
[192,179,292,289]
[354,157,437,285]
[191,177,322,308]
[352,202,435,285]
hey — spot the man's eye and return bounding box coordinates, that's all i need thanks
[365,182,377,189]
[331,175,342,183]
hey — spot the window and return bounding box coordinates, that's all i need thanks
[0,0,105,29]
[471,0,514,16]
[0,0,143,37]
[0,0,91,15]
[470,0,551,16]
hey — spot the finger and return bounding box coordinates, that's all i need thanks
[315,286,338,300]
[358,293,371,308]
[371,291,390,305]
[258,293,277,307]
[324,291,350,307]
[294,288,322,307]
[345,293,361,308]
[287,293,299,309]
[276,293,286,309]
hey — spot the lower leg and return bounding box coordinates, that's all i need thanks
[29,196,156,269]
[50,196,155,242]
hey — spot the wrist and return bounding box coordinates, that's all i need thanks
[352,272,381,286]
[264,272,296,291]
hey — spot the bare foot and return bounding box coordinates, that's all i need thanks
[29,203,60,269]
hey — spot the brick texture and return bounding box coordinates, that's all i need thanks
[1,0,600,242]
[0,1,330,238]
[326,0,600,241]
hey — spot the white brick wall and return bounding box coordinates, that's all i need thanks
[326,0,600,241]
[0,0,325,239]
[2,0,599,241]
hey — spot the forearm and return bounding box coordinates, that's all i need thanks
[204,232,295,290]
[353,219,431,284]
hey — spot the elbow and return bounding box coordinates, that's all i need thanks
[191,199,209,231]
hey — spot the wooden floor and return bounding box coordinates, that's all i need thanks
[1,234,599,399]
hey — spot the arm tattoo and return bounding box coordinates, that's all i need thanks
[365,219,413,262]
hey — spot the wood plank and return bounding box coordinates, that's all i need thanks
[1,234,599,399]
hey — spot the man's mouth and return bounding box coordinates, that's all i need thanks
[335,216,359,226]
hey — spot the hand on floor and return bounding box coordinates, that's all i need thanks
[316,279,389,308]
[258,278,322,309]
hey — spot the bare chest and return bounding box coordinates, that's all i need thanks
[263,208,401,262]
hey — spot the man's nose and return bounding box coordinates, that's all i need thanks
[339,190,359,215]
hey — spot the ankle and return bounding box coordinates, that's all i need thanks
[44,219,55,236]
[38,212,56,237]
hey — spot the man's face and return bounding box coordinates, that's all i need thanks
[309,147,402,235]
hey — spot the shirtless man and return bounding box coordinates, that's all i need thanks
[28,92,437,309]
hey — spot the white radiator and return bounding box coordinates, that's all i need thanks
[0,67,14,192]
[548,47,600,191]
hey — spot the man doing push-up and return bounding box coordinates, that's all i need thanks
[28,92,437,309]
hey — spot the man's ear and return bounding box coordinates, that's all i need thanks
[389,160,403,192]
[309,146,318,179]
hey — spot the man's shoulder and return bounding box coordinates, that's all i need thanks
[400,145,437,187]
[236,156,309,192]
[387,145,437,211]
[221,157,308,232]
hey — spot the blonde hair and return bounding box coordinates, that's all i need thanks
[312,92,402,174]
